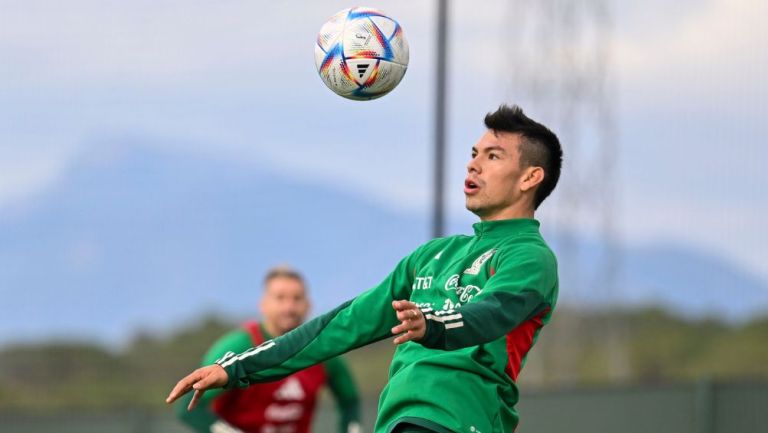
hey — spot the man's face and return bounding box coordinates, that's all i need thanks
[464,130,528,220]
[260,277,310,336]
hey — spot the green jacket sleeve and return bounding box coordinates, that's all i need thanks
[418,245,557,351]
[324,356,362,433]
[176,329,254,432]
[216,244,432,389]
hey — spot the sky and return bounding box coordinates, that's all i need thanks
[1,0,766,291]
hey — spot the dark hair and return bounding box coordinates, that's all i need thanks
[263,265,306,289]
[484,104,562,209]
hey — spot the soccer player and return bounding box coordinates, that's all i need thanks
[175,266,362,433]
[167,105,562,433]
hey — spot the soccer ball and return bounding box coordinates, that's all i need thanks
[314,7,409,101]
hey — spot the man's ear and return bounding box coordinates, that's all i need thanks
[520,166,545,192]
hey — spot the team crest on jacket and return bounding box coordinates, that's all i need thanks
[463,249,496,275]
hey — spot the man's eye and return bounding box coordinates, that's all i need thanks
[489,153,499,160]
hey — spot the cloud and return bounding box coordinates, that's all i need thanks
[0,1,431,92]
[614,0,768,106]
[0,135,81,213]
[0,1,435,212]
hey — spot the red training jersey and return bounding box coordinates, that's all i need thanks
[212,322,328,433]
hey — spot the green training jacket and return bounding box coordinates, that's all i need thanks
[216,218,558,433]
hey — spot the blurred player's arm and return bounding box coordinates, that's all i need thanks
[175,330,253,432]
[323,356,362,433]
[417,245,557,351]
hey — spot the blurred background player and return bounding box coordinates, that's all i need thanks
[175,265,361,433]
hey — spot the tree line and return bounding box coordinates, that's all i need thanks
[1,308,766,410]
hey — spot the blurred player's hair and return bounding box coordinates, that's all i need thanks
[263,265,306,289]
[484,105,562,209]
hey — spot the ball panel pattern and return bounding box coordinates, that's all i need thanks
[315,6,408,100]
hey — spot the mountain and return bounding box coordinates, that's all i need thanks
[0,138,428,345]
[547,237,768,320]
[619,244,768,319]
[1,138,766,345]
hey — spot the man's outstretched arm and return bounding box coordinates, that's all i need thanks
[166,243,435,408]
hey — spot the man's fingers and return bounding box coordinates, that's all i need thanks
[391,321,411,335]
[392,300,418,311]
[187,389,205,411]
[392,300,425,345]
[167,365,228,407]
[392,317,426,340]
[393,313,427,333]
[193,368,223,391]
[396,309,418,321]
[393,330,416,345]
[166,371,201,404]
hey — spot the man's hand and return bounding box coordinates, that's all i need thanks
[391,300,426,345]
[166,364,229,410]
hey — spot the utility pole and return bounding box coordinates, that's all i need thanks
[432,0,449,238]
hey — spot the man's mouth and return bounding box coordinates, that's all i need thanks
[464,178,480,195]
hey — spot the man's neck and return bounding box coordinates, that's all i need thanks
[479,205,534,221]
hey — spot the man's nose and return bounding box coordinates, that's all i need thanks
[467,157,480,173]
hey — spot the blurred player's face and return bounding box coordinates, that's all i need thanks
[464,131,543,220]
[260,276,310,336]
